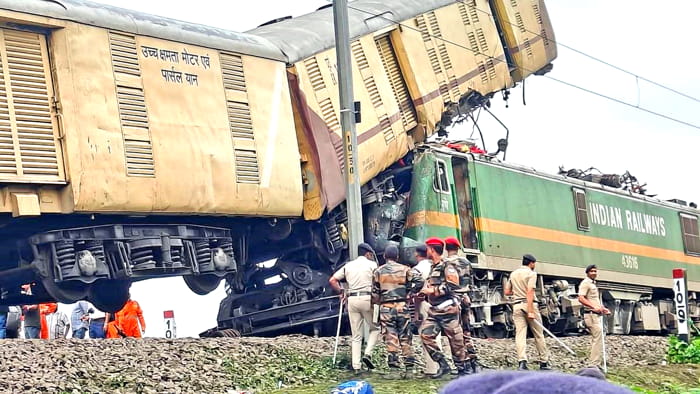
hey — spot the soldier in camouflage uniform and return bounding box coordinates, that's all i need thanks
[372,244,422,370]
[444,236,478,374]
[419,237,468,378]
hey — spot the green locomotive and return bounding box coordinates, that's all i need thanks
[398,142,699,337]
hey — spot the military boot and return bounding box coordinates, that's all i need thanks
[539,362,552,371]
[387,353,401,369]
[470,358,479,374]
[404,356,418,368]
[517,360,528,370]
[431,357,452,379]
[362,355,375,370]
[456,362,471,376]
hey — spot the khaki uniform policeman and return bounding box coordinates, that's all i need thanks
[578,264,610,368]
[444,236,478,374]
[329,243,380,372]
[419,237,467,378]
[372,244,422,369]
[504,254,550,370]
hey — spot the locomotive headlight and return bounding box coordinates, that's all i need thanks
[212,248,230,271]
[76,250,97,276]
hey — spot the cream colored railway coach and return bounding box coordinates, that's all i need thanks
[0,0,556,318]
[0,0,304,311]
[0,0,302,216]
[251,0,556,221]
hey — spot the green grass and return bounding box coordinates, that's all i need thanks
[267,365,700,394]
[270,372,448,394]
[224,345,700,394]
[608,365,700,394]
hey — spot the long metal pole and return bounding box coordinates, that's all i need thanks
[332,297,344,365]
[333,0,364,260]
[600,315,608,373]
[531,317,576,356]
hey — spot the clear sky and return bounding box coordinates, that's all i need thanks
[58,0,699,338]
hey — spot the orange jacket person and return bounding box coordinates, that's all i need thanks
[117,299,146,338]
[104,311,120,338]
[104,298,146,338]
[39,303,58,339]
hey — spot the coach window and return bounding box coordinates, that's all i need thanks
[680,213,700,255]
[572,188,590,231]
[433,159,450,194]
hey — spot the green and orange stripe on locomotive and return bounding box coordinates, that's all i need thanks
[401,144,700,335]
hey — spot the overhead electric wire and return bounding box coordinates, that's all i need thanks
[546,75,700,130]
[462,0,700,104]
[342,2,700,130]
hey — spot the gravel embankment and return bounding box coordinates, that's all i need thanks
[0,335,668,393]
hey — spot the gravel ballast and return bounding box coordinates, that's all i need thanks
[0,334,668,393]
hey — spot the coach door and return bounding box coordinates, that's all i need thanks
[451,156,477,250]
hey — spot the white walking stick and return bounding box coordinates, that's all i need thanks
[531,316,576,356]
[600,315,608,373]
[332,295,344,366]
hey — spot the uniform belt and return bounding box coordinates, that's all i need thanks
[347,291,372,297]
[512,300,538,305]
[583,311,600,315]
[381,299,406,305]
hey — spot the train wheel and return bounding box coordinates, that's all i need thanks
[40,263,88,304]
[211,328,241,338]
[88,280,130,312]
[183,274,222,295]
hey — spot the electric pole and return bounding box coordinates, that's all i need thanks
[332,0,364,260]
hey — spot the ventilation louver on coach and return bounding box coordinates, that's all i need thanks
[220,52,261,185]
[109,32,156,177]
[0,29,64,183]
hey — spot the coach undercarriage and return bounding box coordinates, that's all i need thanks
[0,221,237,312]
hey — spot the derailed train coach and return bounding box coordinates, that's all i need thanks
[0,0,300,311]
[0,0,556,323]
[252,0,555,222]
[398,144,700,337]
[214,0,558,335]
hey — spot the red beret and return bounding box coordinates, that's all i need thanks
[425,237,444,246]
[444,236,460,247]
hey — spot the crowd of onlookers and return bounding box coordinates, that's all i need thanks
[0,285,146,340]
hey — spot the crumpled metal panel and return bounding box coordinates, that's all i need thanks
[250,0,459,64]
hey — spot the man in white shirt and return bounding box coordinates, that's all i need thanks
[44,304,70,340]
[414,244,432,280]
[329,243,380,373]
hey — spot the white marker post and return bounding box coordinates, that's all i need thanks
[672,268,689,343]
[164,310,177,339]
